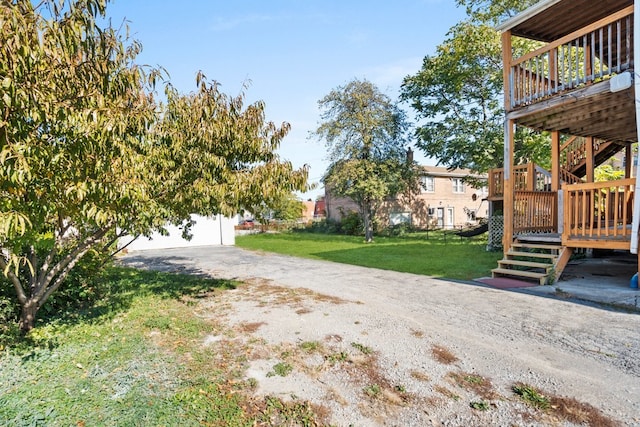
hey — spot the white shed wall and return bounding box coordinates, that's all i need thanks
[122,215,235,251]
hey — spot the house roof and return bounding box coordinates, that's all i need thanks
[497,0,633,42]
[421,165,485,179]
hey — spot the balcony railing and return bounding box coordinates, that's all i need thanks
[488,163,551,199]
[563,178,634,247]
[514,191,558,234]
[508,6,633,109]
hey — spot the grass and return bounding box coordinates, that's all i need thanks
[0,267,327,426]
[511,382,618,426]
[267,362,294,377]
[351,342,373,355]
[236,230,502,281]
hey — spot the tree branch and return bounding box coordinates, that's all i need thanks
[37,222,114,304]
[0,252,27,304]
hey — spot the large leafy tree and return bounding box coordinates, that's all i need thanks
[400,0,549,173]
[456,0,539,25]
[313,79,417,242]
[0,0,307,332]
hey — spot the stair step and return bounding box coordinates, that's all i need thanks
[507,251,558,260]
[511,243,561,251]
[491,268,547,285]
[498,259,553,270]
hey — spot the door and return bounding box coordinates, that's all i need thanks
[436,207,444,227]
[446,207,454,229]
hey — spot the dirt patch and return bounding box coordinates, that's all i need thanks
[188,278,626,426]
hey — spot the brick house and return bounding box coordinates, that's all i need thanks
[325,166,488,230]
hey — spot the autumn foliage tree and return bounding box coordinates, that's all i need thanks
[0,0,307,332]
[313,79,417,242]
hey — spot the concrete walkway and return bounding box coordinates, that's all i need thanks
[512,251,640,310]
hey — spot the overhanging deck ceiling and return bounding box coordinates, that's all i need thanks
[498,0,633,42]
[508,80,638,144]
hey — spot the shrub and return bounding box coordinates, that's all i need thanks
[298,219,342,234]
[40,248,113,317]
[0,293,19,345]
[340,211,363,236]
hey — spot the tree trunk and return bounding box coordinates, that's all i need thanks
[363,200,374,243]
[19,299,38,334]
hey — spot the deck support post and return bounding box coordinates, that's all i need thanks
[625,144,632,179]
[501,30,514,254]
[503,119,515,253]
[551,131,560,192]
[585,136,594,183]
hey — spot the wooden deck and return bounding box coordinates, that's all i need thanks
[495,0,638,277]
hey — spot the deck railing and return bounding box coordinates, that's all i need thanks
[488,168,504,199]
[488,163,552,199]
[563,178,634,246]
[514,191,558,234]
[508,6,633,109]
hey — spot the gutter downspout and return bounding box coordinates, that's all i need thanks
[631,2,640,255]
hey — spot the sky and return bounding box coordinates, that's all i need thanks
[105,0,468,200]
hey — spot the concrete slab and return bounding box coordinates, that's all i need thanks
[512,251,640,311]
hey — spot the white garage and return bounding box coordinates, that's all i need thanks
[121,214,236,251]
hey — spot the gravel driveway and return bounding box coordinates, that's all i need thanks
[120,245,640,426]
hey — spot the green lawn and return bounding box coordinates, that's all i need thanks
[236,230,502,281]
[0,268,321,426]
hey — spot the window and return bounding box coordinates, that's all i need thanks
[452,178,464,193]
[427,207,435,216]
[421,176,435,192]
[389,212,411,226]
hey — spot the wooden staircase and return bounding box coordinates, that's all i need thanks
[561,137,626,179]
[492,241,573,285]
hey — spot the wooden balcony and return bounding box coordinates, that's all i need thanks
[502,2,637,144]
[508,6,633,109]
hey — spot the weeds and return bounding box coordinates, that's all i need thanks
[363,384,382,398]
[431,344,459,364]
[511,382,618,426]
[447,371,499,400]
[470,400,490,411]
[259,396,329,426]
[512,383,550,409]
[351,342,373,355]
[410,370,430,382]
[325,351,349,364]
[267,362,293,377]
[299,341,321,352]
[435,385,460,401]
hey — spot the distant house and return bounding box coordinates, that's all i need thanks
[302,200,316,222]
[314,197,326,219]
[325,166,488,229]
